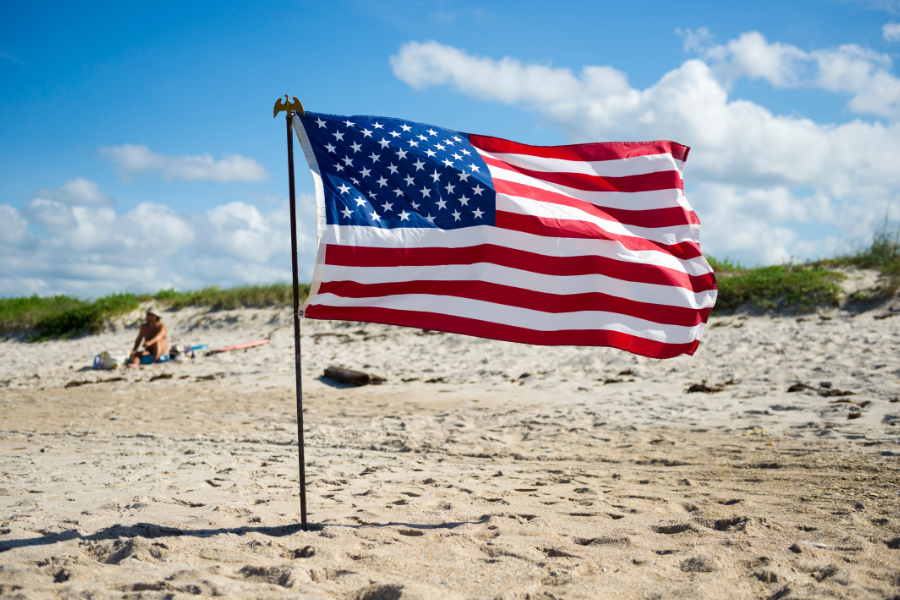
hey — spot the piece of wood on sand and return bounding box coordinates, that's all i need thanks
[323,366,385,387]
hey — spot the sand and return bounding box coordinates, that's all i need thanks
[1,290,899,599]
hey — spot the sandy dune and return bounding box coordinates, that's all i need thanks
[1,299,899,598]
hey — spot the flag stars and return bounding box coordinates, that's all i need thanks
[418,134,428,141]
[333,131,345,141]
[315,118,327,128]
[458,171,470,182]
[381,201,394,212]
[388,163,399,175]
[458,195,470,206]
[341,206,353,219]
[427,129,438,136]
[461,148,470,156]
[413,159,425,171]
[444,182,456,195]
[408,140,419,147]
[361,128,373,137]
[350,141,362,153]
[370,211,381,222]
[469,163,481,172]
[430,171,441,183]
[401,124,412,132]
[452,152,462,160]
[392,188,404,197]
[472,184,485,196]
[343,120,355,127]
[373,122,383,129]
[425,213,436,223]
[360,167,372,178]
[369,152,380,162]
[410,200,421,210]
[445,138,456,145]
[435,143,446,150]
[473,208,484,219]
[442,159,454,168]
[354,196,366,206]
[342,156,353,166]
[337,183,351,194]
[396,148,408,160]
[420,187,432,198]
[334,163,345,172]
[403,174,416,186]
[390,130,401,138]
[452,209,461,221]
[399,210,411,221]
[376,176,389,188]
[351,177,360,185]
[378,138,390,149]
[325,143,337,153]
[425,149,437,158]
[436,198,448,210]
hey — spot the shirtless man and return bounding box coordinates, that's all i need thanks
[128,308,169,367]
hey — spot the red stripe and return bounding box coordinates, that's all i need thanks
[470,134,690,163]
[496,212,702,261]
[494,179,700,228]
[317,280,710,327]
[483,154,683,193]
[305,305,700,358]
[324,245,717,293]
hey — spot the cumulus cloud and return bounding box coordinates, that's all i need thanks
[885,22,900,41]
[390,37,900,264]
[0,181,317,298]
[31,178,114,206]
[101,144,270,184]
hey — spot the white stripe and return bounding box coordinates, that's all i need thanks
[479,149,684,177]
[488,166,692,212]
[309,293,703,344]
[319,263,717,310]
[497,194,701,246]
[321,225,714,278]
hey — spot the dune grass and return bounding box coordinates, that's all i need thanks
[0,284,309,340]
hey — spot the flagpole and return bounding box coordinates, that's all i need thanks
[276,96,308,531]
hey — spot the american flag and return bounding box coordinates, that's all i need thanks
[294,112,717,359]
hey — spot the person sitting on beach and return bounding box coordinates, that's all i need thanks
[128,308,169,367]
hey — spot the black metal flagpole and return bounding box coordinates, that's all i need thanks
[275,95,307,531]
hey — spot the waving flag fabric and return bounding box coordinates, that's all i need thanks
[294,112,717,359]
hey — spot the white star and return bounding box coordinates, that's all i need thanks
[351,177,360,185]
[400,124,412,132]
[387,163,399,175]
[350,141,362,153]
[360,167,372,178]
[458,171,470,182]
[342,156,353,166]
[343,120,355,127]
[472,184,485,195]
[469,163,481,172]
[452,209,461,221]
[373,122,383,129]
[395,148,408,160]
[445,138,455,145]
[334,163,344,172]
[361,128,373,137]
[403,174,415,186]
[370,211,381,222]
[442,159,454,168]
[389,130,401,138]
[354,196,366,206]
[341,206,353,219]
[381,201,394,212]
[410,201,421,210]
[458,195,470,206]
[325,143,337,153]
[376,176,388,188]
[408,140,419,147]
[424,149,436,158]
[337,183,351,194]
[378,138,390,149]
[436,198,447,210]
[425,213,436,223]
[445,182,455,194]
[399,211,411,221]
[333,131,344,141]
[418,134,428,141]
[420,187,432,198]
[435,143,445,150]
[367,190,377,198]
[461,148,470,156]
[392,188,404,197]
[430,171,441,183]
[315,118,327,128]
[472,208,484,219]
[453,136,462,142]
[427,128,438,136]
[369,152,380,162]
[452,152,462,160]
[413,159,425,171]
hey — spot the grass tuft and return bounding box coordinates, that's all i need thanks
[710,263,844,313]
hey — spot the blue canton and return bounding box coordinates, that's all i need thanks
[299,112,495,229]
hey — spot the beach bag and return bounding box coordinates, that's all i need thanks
[97,350,126,370]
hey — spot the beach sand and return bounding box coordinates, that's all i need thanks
[1,295,899,599]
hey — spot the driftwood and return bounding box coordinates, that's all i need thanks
[323,366,385,387]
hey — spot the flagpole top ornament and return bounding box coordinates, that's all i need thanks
[274,95,304,118]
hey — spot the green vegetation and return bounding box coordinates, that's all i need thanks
[0,284,308,340]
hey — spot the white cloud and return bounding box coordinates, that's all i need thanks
[0,181,318,298]
[885,22,900,41]
[390,38,900,265]
[101,144,271,184]
[31,178,113,206]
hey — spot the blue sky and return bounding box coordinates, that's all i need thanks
[2,0,900,297]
